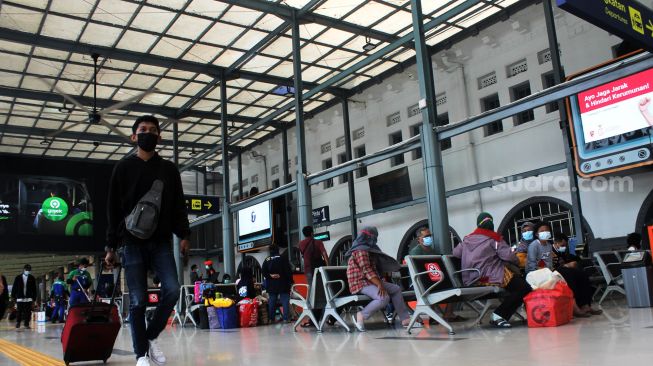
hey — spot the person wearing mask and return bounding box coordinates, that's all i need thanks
[453,213,532,328]
[221,274,232,284]
[515,222,535,269]
[347,226,412,332]
[262,245,293,323]
[409,227,436,256]
[299,226,328,288]
[50,272,68,323]
[552,233,602,317]
[627,232,642,251]
[204,261,219,283]
[104,115,191,366]
[11,264,37,329]
[67,258,92,307]
[189,265,202,284]
[0,272,8,321]
[526,222,554,273]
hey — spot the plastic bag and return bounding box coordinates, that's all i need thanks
[526,268,565,290]
[524,282,574,327]
[238,298,259,328]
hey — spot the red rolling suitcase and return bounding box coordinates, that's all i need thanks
[61,265,122,365]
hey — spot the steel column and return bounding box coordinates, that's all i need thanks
[292,10,312,233]
[543,0,585,247]
[171,121,183,284]
[282,129,293,264]
[237,152,243,200]
[221,75,235,277]
[411,0,451,254]
[341,99,358,238]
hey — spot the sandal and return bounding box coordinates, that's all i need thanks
[489,319,512,328]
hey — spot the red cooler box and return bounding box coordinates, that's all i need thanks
[524,282,574,328]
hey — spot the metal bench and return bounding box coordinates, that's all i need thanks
[318,266,372,332]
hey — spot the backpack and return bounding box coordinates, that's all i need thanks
[125,179,164,240]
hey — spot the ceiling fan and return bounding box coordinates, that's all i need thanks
[39,53,157,142]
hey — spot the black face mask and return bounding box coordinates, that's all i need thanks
[137,133,158,152]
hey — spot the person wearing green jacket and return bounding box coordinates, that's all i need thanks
[67,258,92,307]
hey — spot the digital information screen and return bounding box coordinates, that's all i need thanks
[237,200,272,243]
[567,53,653,177]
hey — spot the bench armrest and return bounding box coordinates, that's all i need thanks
[324,279,346,301]
[291,284,309,302]
[453,268,481,286]
[411,270,445,300]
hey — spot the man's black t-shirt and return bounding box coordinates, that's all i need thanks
[106,153,190,248]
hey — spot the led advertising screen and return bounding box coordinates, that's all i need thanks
[237,200,272,243]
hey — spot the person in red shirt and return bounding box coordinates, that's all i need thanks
[299,226,329,287]
[346,226,411,332]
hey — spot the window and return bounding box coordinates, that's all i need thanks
[507,59,528,78]
[478,71,497,89]
[510,82,535,126]
[386,111,401,126]
[389,131,404,166]
[320,142,331,154]
[337,153,349,184]
[410,123,422,160]
[322,158,333,189]
[271,165,279,175]
[354,145,367,178]
[272,179,280,188]
[336,136,346,148]
[437,113,452,150]
[353,127,365,140]
[481,94,503,136]
[407,103,420,118]
[542,72,560,113]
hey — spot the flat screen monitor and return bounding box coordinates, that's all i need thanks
[566,53,653,177]
[237,200,272,243]
[368,167,412,210]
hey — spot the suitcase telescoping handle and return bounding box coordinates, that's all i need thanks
[91,260,122,308]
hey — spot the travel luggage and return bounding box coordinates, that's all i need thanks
[238,298,258,328]
[216,305,239,329]
[621,251,653,307]
[206,307,221,329]
[198,306,210,329]
[194,281,202,303]
[523,282,573,328]
[61,264,122,365]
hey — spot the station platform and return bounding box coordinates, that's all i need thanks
[0,299,647,366]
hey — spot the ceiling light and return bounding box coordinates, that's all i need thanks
[40,139,52,146]
[362,36,377,52]
[58,101,72,114]
[189,147,198,156]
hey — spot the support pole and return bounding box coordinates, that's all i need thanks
[221,73,235,277]
[411,0,451,254]
[341,98,358,238]
[543,0,585,249]
[237,152,243,200]
[172,120,184,284]
[292,10,312,233]
[282,129,293,265]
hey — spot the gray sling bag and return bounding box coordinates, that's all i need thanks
[124,163,164,239]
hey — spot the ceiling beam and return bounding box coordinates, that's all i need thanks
[0,28,347,96]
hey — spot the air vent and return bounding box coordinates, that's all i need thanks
[407,103,420,118]
[436,93,447,106]
[271,165,279,175]
[507,59,528,77]
[386,111,401,126]
[353,127,365,140]
[478,72,497,89]
[336,136,346,148]
[537,49,552,64]
[251,174,258,183]
[242,178,248,187]
[231,183,238,191]
[321,142,331,154]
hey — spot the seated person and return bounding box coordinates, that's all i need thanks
[347,226,412,331]
[236,266,256,299]
[515,221,535,269]
[527,222,554,274]
[552,232,602,317]
[453,212,532,328]
[627,232,642,251]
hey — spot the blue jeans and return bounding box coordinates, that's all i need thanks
[122,242,180,359]
[52,300,66,322]
[268,292,290,321]
[69,290,88,307]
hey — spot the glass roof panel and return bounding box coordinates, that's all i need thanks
[186,0,229,17]
[254,13,285,31]
[240,54,280,72]
[167,14,213,40]
[314,0,366,18]
[182,43,224,63]
[201,22,246,46]
[0,54,28,72]
[219,5,263,27]
[302,66,332,83]
[267,62,294,78]
[0,4,43,33]
[146,0,188,11]
[315,28,357,47]
[41,14,86,40]
[92,1,140,26]
[131,6,177,33]
[116,30,159,53]
[374,9,412,34]
[344,2,395,27]
[260,36,293,58]
[232,29,270,51]
[150,37,193,59]
[213,49,246,67]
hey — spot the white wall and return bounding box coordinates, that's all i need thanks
[225,3,651,260]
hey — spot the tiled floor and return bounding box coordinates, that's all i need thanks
[0,298,650,366]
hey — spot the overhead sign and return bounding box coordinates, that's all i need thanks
[42,197,68,222]
[184,195,220,215]
[237,242,254,252]
[312,206,330,224]
[314,231,331,241]
[557,0,653,54]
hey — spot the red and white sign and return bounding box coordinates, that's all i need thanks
[425,262,442,282]
[578,68,653,143]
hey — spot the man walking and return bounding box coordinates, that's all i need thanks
[11,264,37,329]
[105,115,190,366]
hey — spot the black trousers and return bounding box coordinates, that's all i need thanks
[557,266,594,307]
[494,276,532,321]
[0,298,6,320]
[16,301,32,327]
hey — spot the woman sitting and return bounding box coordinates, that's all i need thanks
[346,226,412,332]
[453,212,532,328]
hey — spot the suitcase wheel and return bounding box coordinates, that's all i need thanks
[103,359,108,364]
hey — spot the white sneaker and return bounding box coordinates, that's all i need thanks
[136,356,151,366]
[148,339,166,365]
